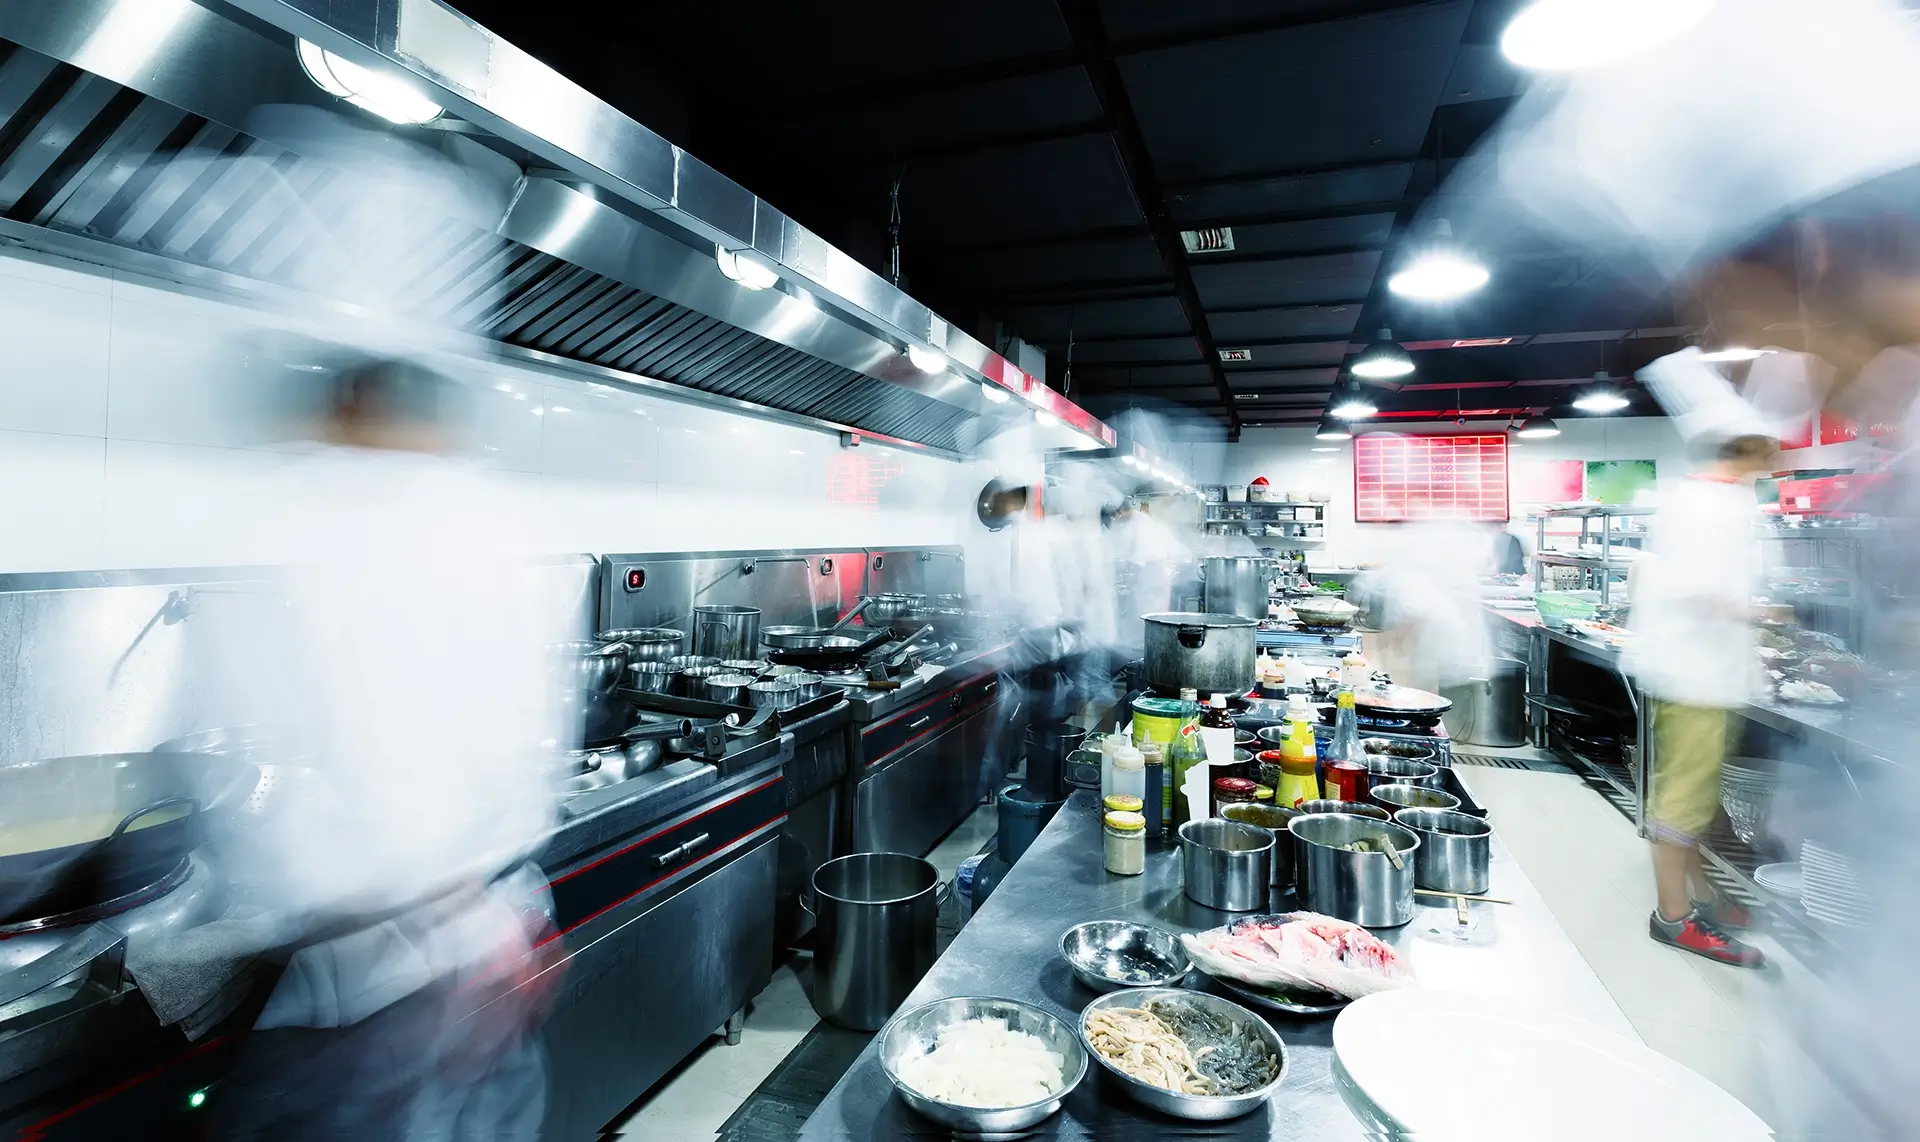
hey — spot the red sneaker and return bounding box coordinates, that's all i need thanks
[1694,895,1753,931]
[1649,909,1765,968]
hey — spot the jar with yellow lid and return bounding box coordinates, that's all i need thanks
[1102,810,1146,875]
[1103,794,1143,814]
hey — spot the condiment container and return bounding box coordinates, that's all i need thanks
[1139,743,1166,838]
[1212,776,1258,818]
[1103,795,1143,815]
[1325,759,1369,804]
[1103,811,1147,876]
[1340,651,1370,689]
[1108,746,1146,805]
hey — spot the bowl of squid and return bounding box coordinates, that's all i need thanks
[878,996,1088,1133]
[1078,987,1289,1120]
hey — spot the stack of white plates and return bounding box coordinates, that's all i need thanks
[1800,841,1871,929]
[1332,991,1771,1141]
[1752,861,1802,903]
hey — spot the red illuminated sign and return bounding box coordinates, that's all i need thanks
[1353,433,1510,522]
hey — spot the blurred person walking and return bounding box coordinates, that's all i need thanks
[207,355,565,1142]
[1622,432,1776,968]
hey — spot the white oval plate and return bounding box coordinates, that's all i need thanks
[1332,991,1771,1141]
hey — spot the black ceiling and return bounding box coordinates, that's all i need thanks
[453,0,1689,437]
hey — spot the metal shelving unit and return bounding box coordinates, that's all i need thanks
[1202,497,1327,542]
[1531,504,1653,605]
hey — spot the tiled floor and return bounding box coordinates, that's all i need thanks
[614,759,1813,1138]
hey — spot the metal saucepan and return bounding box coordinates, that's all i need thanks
[596,627,685,662]
[1178,819,1273,912]
[666,654,720,671]
[1296,799,1389,821]
[860,593,926,624]
[1363,756,1441,792]
[0,752,255,925]
[674,664,726,697]
[720,659,771,675]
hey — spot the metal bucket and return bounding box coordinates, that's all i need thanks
[809,853,939,1030]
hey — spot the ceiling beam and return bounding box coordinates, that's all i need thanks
[761,1,1451,120]
[1051,1,1242,434]
[1164,156,1422,196]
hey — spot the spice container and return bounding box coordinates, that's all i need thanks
[1103,795,1143,815]
[1102,743,1145,804]
[1138,742,1165,838]
[1212,776,1258,818]
[1103,811,1146,875]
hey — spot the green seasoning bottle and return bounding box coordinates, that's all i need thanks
[1168,692,1206,828]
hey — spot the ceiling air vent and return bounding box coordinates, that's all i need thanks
[1181,227,1235,254]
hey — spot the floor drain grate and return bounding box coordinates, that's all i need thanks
[1453,752,1573,774]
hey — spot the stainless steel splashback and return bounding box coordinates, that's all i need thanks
[0,557,600,766]
[861,548,967,602]
[598,550,867,638]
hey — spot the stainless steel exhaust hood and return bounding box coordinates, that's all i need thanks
[0,0,1118,457]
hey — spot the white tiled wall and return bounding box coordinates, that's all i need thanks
[0,247,985,574]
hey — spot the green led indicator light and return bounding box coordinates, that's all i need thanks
[187,1089,207,1110]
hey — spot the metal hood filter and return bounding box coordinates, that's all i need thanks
[0,31,998,454]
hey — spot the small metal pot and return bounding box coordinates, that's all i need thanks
[674,664,725,696]
[747,680,800,710]
[1370,783,1460,814]
[693,605,761,661]
[1363,756,1440,792]
[861,593,926,624]
[1178,819,1273,912]
[720,659,771,676]
[704,673,757,705]
[1361,737,1439,764]
[1394,807,1492,895]
[666,655,720,672]
[628,661,676,695]
[1288,813,1419,927]
[781,672,825,702]
[597,627,685,662]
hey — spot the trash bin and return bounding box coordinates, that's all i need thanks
[1459,656,1529,748]
[808,853,938,1030]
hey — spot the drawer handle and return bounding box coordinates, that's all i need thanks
[651,832,712,870]
[906,714,933,731]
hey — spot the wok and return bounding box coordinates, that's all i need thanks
[0,751,255,925]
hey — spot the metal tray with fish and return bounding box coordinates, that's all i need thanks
[1195,971,1351,1017]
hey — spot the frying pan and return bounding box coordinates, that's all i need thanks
[765,628,894,672]
[0,751,255,925]
[759,598,877,651]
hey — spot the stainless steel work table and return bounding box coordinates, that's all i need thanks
[798,782,1634,1140]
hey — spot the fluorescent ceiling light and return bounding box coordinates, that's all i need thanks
[297,39,442,124]
[980,381,1012,403]
[715,246,779,290]
[1035,410,1059,429]
[1350,329,1415,379]
[1515,413,1562,439]
[1697,346,1772,363]
[1316,416,1353,441]
[1501,0,1714,71]
[907,344,947,374]
[1311,447,1341,453]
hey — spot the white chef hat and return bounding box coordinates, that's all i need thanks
[1490,0,1920,277]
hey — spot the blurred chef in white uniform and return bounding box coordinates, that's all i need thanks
[211,354,565,1141]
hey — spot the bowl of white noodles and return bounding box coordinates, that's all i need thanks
[879,996,1088,1133]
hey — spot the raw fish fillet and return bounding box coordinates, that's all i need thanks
[1180,911,1415,999]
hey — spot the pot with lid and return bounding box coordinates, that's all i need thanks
[1142,612,1256,697]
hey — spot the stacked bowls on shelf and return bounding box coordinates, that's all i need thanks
[1717,757,1812,848]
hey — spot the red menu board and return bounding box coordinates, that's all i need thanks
[1354,433,1510,522]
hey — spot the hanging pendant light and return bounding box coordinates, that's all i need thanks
[1387,221,1490,302]
[1316,415,1353,441]
[1330,380,1378,419]
[1573,371,1630,413]
[1500,0,1715,71]
[1350,329,1415,380]
[1515,413,1562,438]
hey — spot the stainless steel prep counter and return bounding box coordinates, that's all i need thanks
[799,783,1633,1140]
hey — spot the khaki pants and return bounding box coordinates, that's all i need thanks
[1648,699,1731,846]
